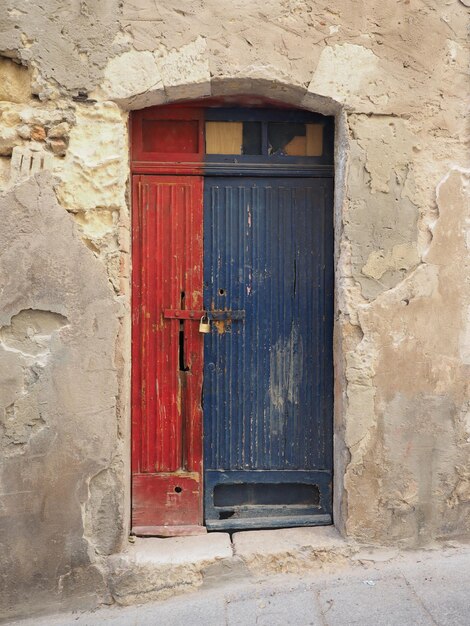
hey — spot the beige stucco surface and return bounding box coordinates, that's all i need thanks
[0,0,469,620]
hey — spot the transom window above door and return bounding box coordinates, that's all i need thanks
[131,104,334,176]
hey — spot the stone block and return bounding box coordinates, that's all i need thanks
[55,103,128,211]
[108,534,233,605]
[131,533,233,565]
[0,58,32,103]
[233,526,352,574]
[101,50,163,102]
[47,138,67,156]
[0,126,20,156]
[308,43,388,112]
[47,122,70,139]
[9,145,53,184]
[158,36,211,100]
[30,125,46,141]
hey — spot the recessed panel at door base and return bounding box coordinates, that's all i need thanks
[203,176,334,530]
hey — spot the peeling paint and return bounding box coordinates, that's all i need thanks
[269,325,303,414]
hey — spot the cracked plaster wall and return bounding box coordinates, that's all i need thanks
[0,0,469,619]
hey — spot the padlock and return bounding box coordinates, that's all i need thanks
[199,314,211,333]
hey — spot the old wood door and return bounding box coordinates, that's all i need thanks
[131,175,204,535]
[131,104,334,535]
[203,176,334,530]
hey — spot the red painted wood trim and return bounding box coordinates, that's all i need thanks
[131,175,143,475]
[131,107,204,168]
[132,525,207,537]
[131,162,205,175]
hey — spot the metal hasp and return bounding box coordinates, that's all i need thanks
[163,309,245,321]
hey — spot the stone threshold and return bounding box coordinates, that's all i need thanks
[107,526,355,606]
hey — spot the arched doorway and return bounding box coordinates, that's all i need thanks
[131,99,334,535]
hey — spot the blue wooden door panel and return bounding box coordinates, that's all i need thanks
[203,177,333,529]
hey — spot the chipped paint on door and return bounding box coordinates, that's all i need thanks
[130,103,335,534]
[131,175,204,535]
[203,177,334,530]
[269,325,303,413]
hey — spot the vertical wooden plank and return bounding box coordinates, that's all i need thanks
[144,181,156,472]
[131,175,143,474]
[184,180,204,474]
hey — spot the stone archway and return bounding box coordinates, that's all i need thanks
[98,72,350,539]
[108,77,347,529]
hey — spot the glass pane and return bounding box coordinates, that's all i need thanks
[242,122,262,155]
[268,122,323,156]
[306,124,323,156]
[268,122,305,156]
[142,120,199,153]
[206,122,243,154]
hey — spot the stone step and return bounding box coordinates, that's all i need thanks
[107,526,353,606]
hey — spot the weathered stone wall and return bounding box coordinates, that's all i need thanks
[0,0,468,620]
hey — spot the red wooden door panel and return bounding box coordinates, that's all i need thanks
[132,174,204,535]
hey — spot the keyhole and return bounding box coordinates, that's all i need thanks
[218,288,226,296]
[174,486,182,493]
